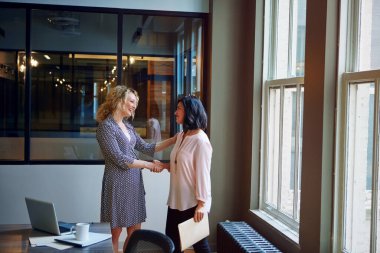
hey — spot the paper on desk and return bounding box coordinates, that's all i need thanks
[45,242,73,250]
[29,235,73,250]
[178,214,209,251]
[29,235,57,246]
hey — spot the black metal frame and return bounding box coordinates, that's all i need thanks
[0,2,209,165]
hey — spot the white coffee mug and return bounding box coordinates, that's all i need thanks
[70,223,90,241]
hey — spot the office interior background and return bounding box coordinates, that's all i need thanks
[0,0,379,252]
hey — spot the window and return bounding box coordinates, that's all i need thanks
[0,6,205,163]
[260,0,306,233]
[338,0,380,251]
[341,73,379,252]
[0,8,26,160]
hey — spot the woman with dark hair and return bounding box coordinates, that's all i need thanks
[163,95,213,253]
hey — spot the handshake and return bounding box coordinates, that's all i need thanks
[145,160,169,173]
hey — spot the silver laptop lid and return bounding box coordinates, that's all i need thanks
[25,197,61,235]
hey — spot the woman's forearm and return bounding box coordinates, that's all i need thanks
[127,159,160,171]
[155,135,176,152]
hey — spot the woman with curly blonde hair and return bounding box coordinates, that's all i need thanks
[96,86,175,253]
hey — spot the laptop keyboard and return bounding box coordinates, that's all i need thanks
[58,221,75,233]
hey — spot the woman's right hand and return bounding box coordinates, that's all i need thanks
[153,160,170,172]
[145,161,163,173]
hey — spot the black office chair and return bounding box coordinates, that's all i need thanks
[124,229,175,253]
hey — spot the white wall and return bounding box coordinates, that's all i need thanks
[0,164,170,234]
[0,0,209,13]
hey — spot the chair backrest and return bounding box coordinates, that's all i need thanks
[124,229,175,253]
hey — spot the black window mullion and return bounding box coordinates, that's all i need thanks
[117,12,123,86]
[25,8,31,162]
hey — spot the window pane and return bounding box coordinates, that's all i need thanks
[344,82,374,252]
[275,0,290,79]
[0,8,26,50]
[297,86,304,221]
[358,0,380,71]
[267,87,281,207]
[294,0,306,77]
[274,0,306,79]
[32,10,117,53]
[190,20,203,96]
[177,33,185,95]
[0,8,25,160]
[30,9,117,160]
[29,52,116,160]
[280,86,297,216]
[123,15,204,159]
[121,55,173,160]
[1,7,205,162]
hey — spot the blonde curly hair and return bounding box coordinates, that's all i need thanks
[96,86,139,122]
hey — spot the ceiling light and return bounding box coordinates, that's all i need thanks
[30,58,38,67]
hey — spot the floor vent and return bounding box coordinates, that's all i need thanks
[217,221,282,253]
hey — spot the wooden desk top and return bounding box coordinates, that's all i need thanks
[0,223,113,253]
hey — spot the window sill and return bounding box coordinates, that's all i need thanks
[250,209,299,244]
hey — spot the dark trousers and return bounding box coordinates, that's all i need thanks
[165,206,211,253]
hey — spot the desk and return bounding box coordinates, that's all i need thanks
[0,223,113,253]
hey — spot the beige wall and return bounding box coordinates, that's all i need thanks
[208,0,255,247]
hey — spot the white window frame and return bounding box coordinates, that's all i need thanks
[335,0,380,251]
[261,77,303,232]
[338,70,380,253]
[259,0,305,234]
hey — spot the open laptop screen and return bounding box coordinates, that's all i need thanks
[25,197,70,235]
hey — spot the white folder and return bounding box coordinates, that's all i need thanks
[178,214,209,251]
[55,232,111,247]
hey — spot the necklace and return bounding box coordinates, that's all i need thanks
[174,129,200,165]
[174,132,187,165]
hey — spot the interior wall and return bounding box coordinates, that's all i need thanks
[208,0,254,245]
[0,165,170,232]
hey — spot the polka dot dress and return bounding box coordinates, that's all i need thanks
[96,116,155,229]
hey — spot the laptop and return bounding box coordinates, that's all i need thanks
[25,197,73,235]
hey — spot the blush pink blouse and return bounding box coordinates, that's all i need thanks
[167,130,212,212]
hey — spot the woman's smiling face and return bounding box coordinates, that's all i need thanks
[121,92,138,118]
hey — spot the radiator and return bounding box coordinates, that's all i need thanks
[217,221,282,253]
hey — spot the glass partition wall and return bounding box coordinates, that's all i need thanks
[0,8,26,160]
[0,6,206,162]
